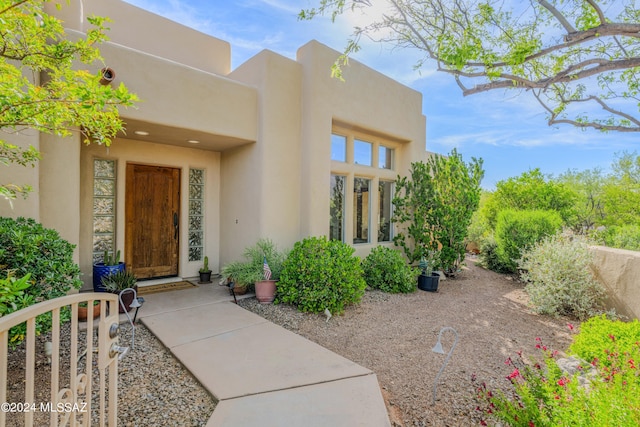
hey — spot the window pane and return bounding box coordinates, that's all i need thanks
[354,139,372,166]
[353,177,370,244]
[379,146,394,169]
[331,134,346,162]
[329,175,345,241]
[379,181,393,242]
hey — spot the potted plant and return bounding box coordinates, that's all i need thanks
[220,238,287,299]
[101,270,138,312]
[93,249,125,292]
[417,250,441,292]
[199,256,212,284]
[220,261,261,295]
[248,239,286,304]
[78,300,101,321]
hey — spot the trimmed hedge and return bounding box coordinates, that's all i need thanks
[362,246,417,293]
[276,236,365,314]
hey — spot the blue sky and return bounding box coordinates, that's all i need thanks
[124,0,638,189]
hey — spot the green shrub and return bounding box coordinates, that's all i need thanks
[0,273,32,317]
[475,335,640,427]
[519,233,605,320]
[362,246,417,293]
[593,224,640,251]
[477,235,512,273]
[276,236,366,314]
[0,217,81,346]
[570,315,640,366]
[0,217,82,301]
[221,238,288,289]
[243,238,287,281]
[494,209,563,272]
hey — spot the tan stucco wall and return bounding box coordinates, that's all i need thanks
[39,134,82,263]
[222,51,303,263]
[46,0,231,75]
[90,40,258,144]
[591,246,640,320]
[80,140,221,289]
[297,41,427,258]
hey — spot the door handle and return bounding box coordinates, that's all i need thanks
[173,212,178,240]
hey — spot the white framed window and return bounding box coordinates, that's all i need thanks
[329,126,402,245]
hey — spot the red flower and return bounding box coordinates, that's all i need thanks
[629,359,636,369]
[529,421,535,427]
[609,334,616,341]
[557,377,569,386]
[567,323,574,331]
[507,368,520,380]
[480,420,487,426]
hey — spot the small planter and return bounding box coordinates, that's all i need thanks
[93,262,125,292]
[198,270,212,284]
[255,280,277,304]
[229,282,248,295]
[78,302,101,321]
[418,273,440,292]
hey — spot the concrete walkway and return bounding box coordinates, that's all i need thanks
[136,281,391,426]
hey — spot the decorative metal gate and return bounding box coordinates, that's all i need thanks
[0,293,120,426]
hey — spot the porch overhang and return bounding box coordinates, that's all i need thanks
[99,40,258,151]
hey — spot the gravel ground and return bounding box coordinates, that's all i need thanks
[5,257,576,426]
[238,257,578,426]
[5,321,215,426]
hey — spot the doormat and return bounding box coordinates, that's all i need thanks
[137,281,197,296]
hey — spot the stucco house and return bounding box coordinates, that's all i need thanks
[0,0,428,289]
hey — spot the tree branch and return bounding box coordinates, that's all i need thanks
[537,0,576,33]
[457,57,640,95]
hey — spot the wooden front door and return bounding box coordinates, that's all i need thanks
[125,164,180,279]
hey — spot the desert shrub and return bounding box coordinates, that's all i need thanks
[362,246,417,293]
[519,233,605,320]
[593,224,640,251]
[0,217,80,346]
[276,236,366,314]
[494,209,563,273]
[475,335,640,427]
[569,315,640,366]
[477,235,512,273]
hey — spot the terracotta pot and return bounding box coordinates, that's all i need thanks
[229,283,248,295]
[255,280,277,304]
[78,302,101,321]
